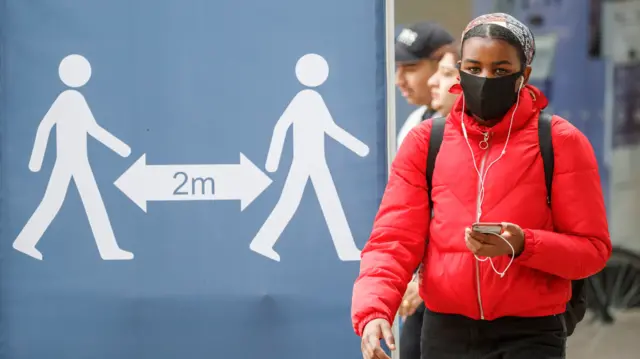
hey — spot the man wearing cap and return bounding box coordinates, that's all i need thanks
[393,21,454,359]
[395,21,454,147]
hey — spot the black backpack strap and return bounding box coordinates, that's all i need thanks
[426,117,446,209]
[538,111,554,204]
[538,111,587,336]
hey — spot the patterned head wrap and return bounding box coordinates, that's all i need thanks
[462,13,535,66]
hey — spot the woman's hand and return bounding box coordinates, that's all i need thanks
[361,318,395,359]
[465,222,525,257]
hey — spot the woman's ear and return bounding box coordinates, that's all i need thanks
[522,66,532,85]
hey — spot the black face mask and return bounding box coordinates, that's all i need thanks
[459,71,523,121]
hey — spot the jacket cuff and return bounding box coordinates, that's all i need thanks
[514,228,537,263]
[356,313,390,337]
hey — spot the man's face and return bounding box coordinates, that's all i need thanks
[395,59,438,106]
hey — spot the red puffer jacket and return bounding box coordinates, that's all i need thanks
[351,84,611,336]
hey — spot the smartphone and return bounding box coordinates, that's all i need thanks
[472,222,503,235]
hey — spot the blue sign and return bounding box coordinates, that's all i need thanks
[0,1,388,358]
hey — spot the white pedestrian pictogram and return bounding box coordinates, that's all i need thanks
[249,54,370,262]
[13,54,133,261]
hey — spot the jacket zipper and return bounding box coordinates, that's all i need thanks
[475,131,491,320]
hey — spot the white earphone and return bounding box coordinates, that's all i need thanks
[461,75,524,277]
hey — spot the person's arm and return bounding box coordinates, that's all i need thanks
[264,97,295,173]
[325,120,369,157]
[515,118,612,279]
[351,123,432,336]
[28,96,61,172]
[71,91,131,158]
[87,118,131,158]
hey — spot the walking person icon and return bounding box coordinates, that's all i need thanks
[12,54,134,261]
[249,53,370,262]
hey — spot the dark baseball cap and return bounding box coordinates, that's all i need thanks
[395,21,455,63]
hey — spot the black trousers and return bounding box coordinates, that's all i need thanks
[421,309,567,359]
[400,303,425,359]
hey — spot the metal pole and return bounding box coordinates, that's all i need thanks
[384,0,399,358]
[384,1,397,170]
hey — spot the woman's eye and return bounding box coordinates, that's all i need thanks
[495,68,510,76]
[466,67,480,74]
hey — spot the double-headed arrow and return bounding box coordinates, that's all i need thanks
[114,153,272,212]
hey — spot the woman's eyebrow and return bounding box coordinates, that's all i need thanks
[462,59,513,66]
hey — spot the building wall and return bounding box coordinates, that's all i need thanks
[395,0,473,37]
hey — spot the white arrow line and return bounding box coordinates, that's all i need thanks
[114,153,272,212]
